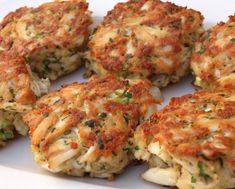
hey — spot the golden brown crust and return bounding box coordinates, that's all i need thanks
[138,91,235,168]
[0,0,91,52]
[87,0,203,87]
[23,76,159,177]
[0,0,92,80]
[0,50,50,145]
[191,14,235,92]
[0,51,36,106]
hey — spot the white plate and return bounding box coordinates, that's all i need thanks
[0,1,234,189]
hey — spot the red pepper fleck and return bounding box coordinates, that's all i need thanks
[70,142,78,149]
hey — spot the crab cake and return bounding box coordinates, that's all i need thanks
[86,0,204,88]
[0,51,49,146]
[23,76,160,179]
[0,0,92,80]
[191,15,235,92]
[134,91,235,189]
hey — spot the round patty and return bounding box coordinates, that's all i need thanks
[0,0,92,80]
[191,14,235,92]
[23,76,161,179]
[0,51,49,146]
[86,0,204,87]
[134,91,235,189]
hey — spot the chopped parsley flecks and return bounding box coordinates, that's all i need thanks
[230,38,235,42]
[109,38,114,43]
[98,112,107,119]
[134,146,139,151]
[91,28,97,35]
[123,114,130,124]
[9,88,14,97]
[43,59,51,68]
[118,71,129,78]
[123,92,132,98]
[197,161,209,178]
[197,46,205,54]
[97,137,104,149]
[191,176,197,183]
[84,119,96,128]
[111,89,133,105]
[50,127,56,133]
[0,131,14,140]
[64,140,69,145]
[43,112,49,118]
[126,54,134,59]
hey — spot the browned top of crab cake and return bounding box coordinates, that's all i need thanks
[0,0,92,56]
[191,14,235,92]
[0,51,37,111]
[0,50,50,113]
[88,0,203,84]
[24,76,158,160]
[139,91,235,167]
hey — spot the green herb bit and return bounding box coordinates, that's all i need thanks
[97,137,104,149]
[50,128,56,133]
[84,119,96,128]
[0,131,14,140]
[64,140,69,145]
[126,54,133,59]
[114,89,125,96]
[124,92,132,98]
[197,46,205,54]
[98,112,107,119]
[134,146,139,150]
[60,63,65,71]
[9,88,14,97]
[230,38,235,42]
[111,89,133,105]
[43,112,49,118]
[123,31,129,37]
[128,140,133,146]
[0,120,10,129]
[198,103,208,111]
[91,28,97,35]
[197,161,209,178]
[191,176,197,183]
[182,120,192,127]
[123,114,130,124]
[206,99,217,105]
[123,62,129,70]
[5,131,14,139]
[43,59,51,70]
[118,71,129,78]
